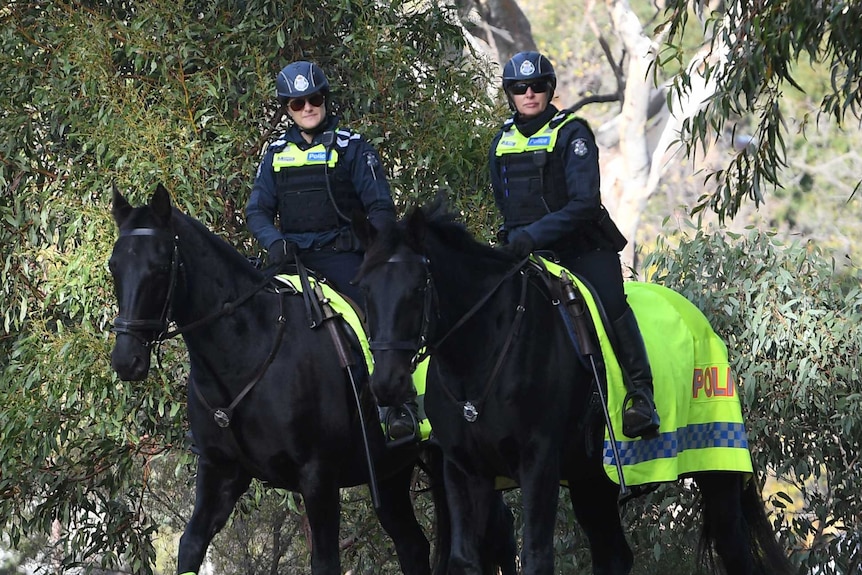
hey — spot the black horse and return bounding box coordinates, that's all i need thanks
[108,185,515,575]
[353,201,794,575]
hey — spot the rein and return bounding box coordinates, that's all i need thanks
[436,265,530,422]
[374,251,532,422]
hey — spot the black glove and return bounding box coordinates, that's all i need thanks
[499,232,535,258]
[267,239,297,268]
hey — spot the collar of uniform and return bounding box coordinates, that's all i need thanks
[512,104,559,138]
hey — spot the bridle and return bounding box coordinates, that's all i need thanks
[111,226,279,348]
[111,228,180,347]
[366,253,434,372]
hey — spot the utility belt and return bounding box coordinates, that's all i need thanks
[303,228,361,253]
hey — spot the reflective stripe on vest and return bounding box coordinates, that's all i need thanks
[272,143,339,171]
[494,113,579,157]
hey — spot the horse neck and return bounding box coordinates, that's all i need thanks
[171,218,262,330]
[427,237,516,353]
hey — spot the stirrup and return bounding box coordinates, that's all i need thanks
[622,389,660,439]
[384,405,420,448]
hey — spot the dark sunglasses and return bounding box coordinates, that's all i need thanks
[288,93,325,111]
[508,80,550,95]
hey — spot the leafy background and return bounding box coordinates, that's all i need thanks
[1,0,860,573]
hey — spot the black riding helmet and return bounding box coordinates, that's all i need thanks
[502,51,557,107]
[276,61,330,105]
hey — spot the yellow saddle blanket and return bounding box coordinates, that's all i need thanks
[540,260,753,486]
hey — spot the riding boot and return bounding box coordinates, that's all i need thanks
[612,307,661,439]
[382,399,420,447]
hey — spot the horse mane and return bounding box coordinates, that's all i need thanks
[359,195,512,279]
[414,197,511,267]
[172,210,262,277]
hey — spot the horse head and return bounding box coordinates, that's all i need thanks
[354,207,432,408]
[109,183,177,381]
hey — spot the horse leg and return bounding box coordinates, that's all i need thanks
[482,492,517,575]
[443,458,497,575]
[518,452,561,575]
[696,471,755,575]
[177,458,251,575]
[300,467,343,575]
[566,473,632,575]
[373,463,432,575]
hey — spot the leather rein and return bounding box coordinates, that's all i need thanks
[370,252,532,422]
[111,226,289,433]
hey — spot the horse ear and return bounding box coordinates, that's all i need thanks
[352,210,377,249]
[150,183,172,223]
[112,184,132,226]
[406,205,428,244]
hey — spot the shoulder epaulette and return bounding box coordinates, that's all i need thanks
[549,109,580,129]
[267,137,289,151]
[335,128,361,148]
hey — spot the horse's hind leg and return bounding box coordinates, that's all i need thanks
[374,464,432,575]
[483,492,517,575]
[567,473,632,575]
[178,458,251,574]
[696,472,755,575]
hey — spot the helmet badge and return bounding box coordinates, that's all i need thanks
[519,60,535,76]
[293,74,310,92]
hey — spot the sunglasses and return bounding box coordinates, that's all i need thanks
[508,80,550,95]
[288,93,325,111]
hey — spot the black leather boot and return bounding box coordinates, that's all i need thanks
[612,308,660,439]
[382,399,420,447]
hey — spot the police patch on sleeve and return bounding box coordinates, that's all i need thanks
[572,138,589,157]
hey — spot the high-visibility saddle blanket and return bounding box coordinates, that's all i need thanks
[539,260,753,486]
[274,274,432,442]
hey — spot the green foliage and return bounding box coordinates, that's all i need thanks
[641,219,862,573]
[0,0,496,572]
[660,0,862,221]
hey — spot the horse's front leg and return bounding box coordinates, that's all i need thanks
[443,457,497,575]
[373,463,432,575]
[178,457,251,574]
[566,471,632,575]
[300,466,343,575]
[518,446,561,575]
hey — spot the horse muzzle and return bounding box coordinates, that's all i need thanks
[368,350,416,407]
[111,334,152,381]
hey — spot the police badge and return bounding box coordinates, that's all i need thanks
[572,138,589,157]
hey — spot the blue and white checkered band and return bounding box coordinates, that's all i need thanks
[519,60,535,76]
[572,138,589,157]
[294,74,309,92]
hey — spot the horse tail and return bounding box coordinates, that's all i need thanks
[738,477,795,575]
[698,473,795,575]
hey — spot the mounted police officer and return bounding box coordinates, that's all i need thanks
[489,51,660,439]
[245,61,418,444]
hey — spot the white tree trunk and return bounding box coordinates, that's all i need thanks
[602,0,733,271]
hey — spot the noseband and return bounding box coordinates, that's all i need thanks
[366,253,434,372]
[112,227,180,347]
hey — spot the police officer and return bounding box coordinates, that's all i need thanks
[245,61,418,443]
[488,51,660,439]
